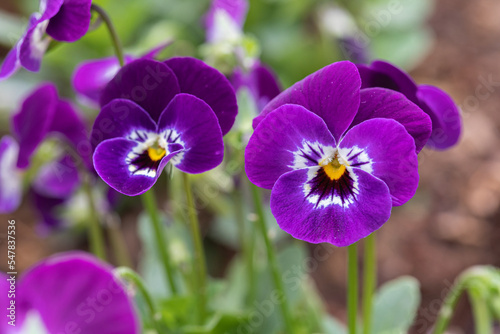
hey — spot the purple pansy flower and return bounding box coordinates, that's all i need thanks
[91,58,237,196]
[1,252,139,333]
[0,0,92,80]
[72,43,171,107]
[357,60,461,150]
[246,61,432,246]
[0,83,90,214]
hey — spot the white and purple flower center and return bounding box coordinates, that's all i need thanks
[125,129,184,178]
[293,141,374,209]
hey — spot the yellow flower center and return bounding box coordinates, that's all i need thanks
[319,154,347,180]
[147,146,166,161]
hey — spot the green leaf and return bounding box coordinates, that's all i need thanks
[372,276,421,334]
[182,313,249,334]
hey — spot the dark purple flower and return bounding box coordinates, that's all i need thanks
[92,58,237,196]
[1,252,140,333]
[0,0,92,80]
[231,62,281,112]
[72,43,171,107]
[246,61,432,246]
[357,60,461,150]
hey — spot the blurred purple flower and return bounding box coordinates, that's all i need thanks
[0,83,90,214]
[91,58,237,196]
[205,0,248,42]
[357,60,462,150]
[0,0,93,80]
[72,43,171,107]
[246,61,432,246]
[1,252,139,333]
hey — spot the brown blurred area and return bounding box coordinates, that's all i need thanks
[313,0,500,333]
[0,0,499,333]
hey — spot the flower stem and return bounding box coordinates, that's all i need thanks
[90,4,125,67]
[83,174,106,261]
[362,233,376,334]
[141,190,179,295]
[469,290,492,334]
[115,267,161,331]
[432,278,466,334]
[347,243,358,334]
[181,172,207,324]
[249,183,295,334]
[106,214,132,267]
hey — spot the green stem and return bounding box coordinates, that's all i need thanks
[90,4,125,66]
[115,267,161,331]
[141,190,179,295]
[83,174,106,261]
[432,279,465,334]
[347,243,358,334]
[182,172,208,324]
[249,183,295,334]
[469,290,493,334]
[362,233,376,334]
[106,214,132,267]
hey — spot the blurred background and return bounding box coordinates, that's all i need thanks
[0,0,499,333]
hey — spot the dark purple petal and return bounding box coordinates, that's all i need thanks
[158,93,224,174]
[417,85,461,150]
[232,63,281,111]
[17,252,140,333]
[32,155,80,198]
[39,0,64,21]
[245,104,336,189]
[91,99,157,148]
[12,83,58,169]
[72,56,131,107]
[50,99,93,169]
[0,136,22,213]
[350,88,432,153]
[46,0,92,42]
[270,167,392,247]
[0,43,21,80]
[205,0,248,41]
[94,138,182,196]
[255,61,361,141]
[19,14,49,72]
[164,57,238,135]
[339,118,419,206]
[32,189,67,232]
[357,60,417,100]
[100,59,180,122]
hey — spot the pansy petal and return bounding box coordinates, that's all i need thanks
[46,0,92,42]
[0,44,21,80]
[205,0,248,41]
[19,14,49,72]
[271,167,392,247]
[50,99,93,169]
[91,99,157,148]
[33,155,80,198]
[100,59,180,122]
[0,136,22,213]
[245,104,336,189]
[417,85,461,150]
[164,57,238,135]
[339,118,419,206]
[94,138,182,196]
[350,88,432,152]
[17,252,140,334]
[12,83,58,169]
[158,93,224,174]
[39,0,64,21]
[255,61,361,140]
[32,189,67,232]
[72,56,133,106]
